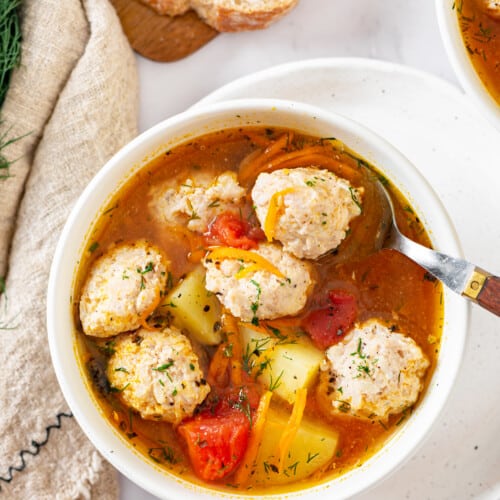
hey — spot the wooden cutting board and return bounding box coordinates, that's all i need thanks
[110,0,219,62]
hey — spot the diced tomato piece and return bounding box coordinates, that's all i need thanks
[178,386,259,481]
[302,290,357,350]
[178,411,250,481]
[204,212,264,250]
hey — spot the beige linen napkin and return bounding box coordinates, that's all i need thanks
[0,0,138,497]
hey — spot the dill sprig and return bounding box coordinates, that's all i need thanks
[0,0,22,107]
[0,124,28,179]
[0,0,24,180]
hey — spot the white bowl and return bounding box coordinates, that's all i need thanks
[47,99,468,499]
[436,0,500,128]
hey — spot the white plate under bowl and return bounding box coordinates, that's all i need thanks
[190,58,500,500]
[48,97,467,500]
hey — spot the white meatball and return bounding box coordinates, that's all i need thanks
[107,327,210,424]
[80,241,168,338]
[252,167,362,259]
[317,320,429,421]
[203,243,313,322]
[150,171,246,233]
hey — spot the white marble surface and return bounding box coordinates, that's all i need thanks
[119,1,499,499]
[136,0,457,132]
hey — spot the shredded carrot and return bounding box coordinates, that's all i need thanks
[273,155,362,183]
[242,131,271,147]
[234,391,273,485]
[234,263,261,279]
[238,149,263,185]
[263,187,296,241]
[239,135,363,186]
[263,145,326,169]
[242,145,324,181]
[139,287,161,331]
[206,247,285,280]
[262,132,293,159]
[277,387,307,472]
[265,316,304,329]
[246,146,362,185]
[207,341,230,387]
[238,133,293,184]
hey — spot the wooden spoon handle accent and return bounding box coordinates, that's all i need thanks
[110,0,218,62]
[477,275,500,317]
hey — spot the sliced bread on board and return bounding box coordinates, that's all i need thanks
[140,0,299,31]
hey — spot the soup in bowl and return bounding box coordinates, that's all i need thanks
[436,0,500,128]
[47,99,467,499]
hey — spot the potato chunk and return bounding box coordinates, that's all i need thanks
[241,325,323,404]
[251,407,338,485]
[163,266,222,345]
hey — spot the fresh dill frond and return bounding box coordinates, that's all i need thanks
[0,124,29,180]
[0,0,25,180]
[0,0,22,106]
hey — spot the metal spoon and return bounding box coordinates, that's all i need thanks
[376,181,500,317]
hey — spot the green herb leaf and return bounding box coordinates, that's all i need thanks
[153,361,174,372]
[349,187,363,212]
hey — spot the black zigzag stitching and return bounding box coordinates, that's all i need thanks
[0,412,73,491]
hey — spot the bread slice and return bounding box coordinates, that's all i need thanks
[140,0,299,31]
[139,0,191,16]
[191,0,299,31]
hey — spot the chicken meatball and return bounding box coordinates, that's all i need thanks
[317,320,429,421]
[150,171,246,233]
[252,167,362,259]
[203,243,313,322]
[80,241,168,337]
[107,327,210,424]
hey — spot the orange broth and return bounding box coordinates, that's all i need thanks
[74,126,443,494]
[456,0,500,104]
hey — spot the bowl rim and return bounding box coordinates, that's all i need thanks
[47,98,468,500]
[435,0,500,129]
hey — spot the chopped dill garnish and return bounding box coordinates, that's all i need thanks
[269,370,284,391]
[350,338,366,359]
[109,382,130,393]
[153,361,174,372]
[231,388,252,427]
[288,461,299,475]
[137,262,154,274]
[207,199,220,208]
[377,174,389,187]
[250,279,262,325]
[349,186,363,212]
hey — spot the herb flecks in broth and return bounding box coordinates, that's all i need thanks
[456,0,500,103]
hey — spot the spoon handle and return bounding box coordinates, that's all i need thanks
[393,233,500,317]
[472,274,500,316]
